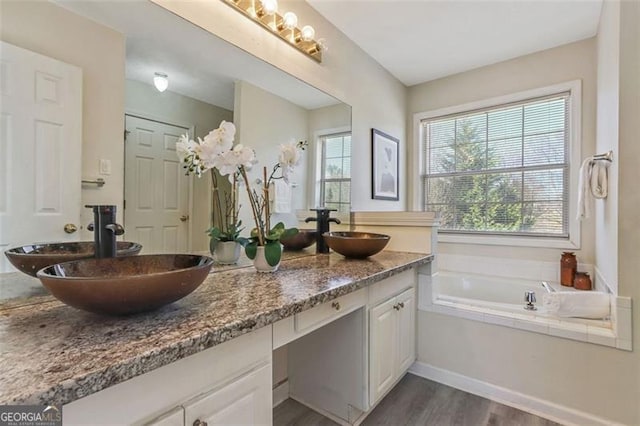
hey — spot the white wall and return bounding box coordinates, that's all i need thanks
[1,0,125,237]
[408,38,597,267]
[616,0,640,421]
[416,9,640,425]
[125,79,233,252]
[151,0,408,212]
[234,80,309,229]
[595,0,620,294]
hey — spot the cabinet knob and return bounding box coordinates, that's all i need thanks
[398,302,405,309]
[393,304,400,311]
[193,420,208,426]
[331,301,341,311]
[63,223,78,234]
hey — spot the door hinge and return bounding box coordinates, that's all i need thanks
[123,199,126,210]
[124,129,131,141]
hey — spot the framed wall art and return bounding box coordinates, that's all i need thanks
[371,129,399,201]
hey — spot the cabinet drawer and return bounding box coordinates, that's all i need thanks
[295,288,366,333]
[274,289,367,348]
[368,269,415,307]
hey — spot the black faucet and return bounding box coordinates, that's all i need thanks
[86,205,125,258]
[305,208,341,254]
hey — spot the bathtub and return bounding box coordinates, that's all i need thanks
[421,271,624,348]
[433,272,592,317]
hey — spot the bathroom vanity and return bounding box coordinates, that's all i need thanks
[0,251,432,425]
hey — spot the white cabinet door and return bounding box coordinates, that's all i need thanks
[183,364,271,426]
[369,297,397,406]
[146,406,184,426]
[396,288,416,374]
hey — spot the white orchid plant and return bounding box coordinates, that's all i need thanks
[176,121,246,252]
[177,120,306,266]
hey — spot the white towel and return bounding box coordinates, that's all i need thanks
[270,180,292,213]
[577,157,609,220]
[542,291,610,319]
[590,161,609,199]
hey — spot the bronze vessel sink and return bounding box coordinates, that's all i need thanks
[281,229,317,251]
[322,232,390,258]
[37,254,213,315]
[4,241,142,277]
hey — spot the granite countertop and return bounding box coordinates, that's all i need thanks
[0,251,432,407]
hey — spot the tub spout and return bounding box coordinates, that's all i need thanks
[541,281,555,293]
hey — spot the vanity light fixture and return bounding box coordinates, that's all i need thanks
[153,72,169,92]
[223,0,324,63]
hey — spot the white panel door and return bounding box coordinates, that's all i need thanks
[0,41,82,273]
[396,288,416,374]
[369,297,397,406]
[183,364,272,426]
[124,115,190,254]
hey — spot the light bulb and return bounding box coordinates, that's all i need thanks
[283,12,298,30]
[300,25,315,42]
[153,72,168,92]
[317,37,328,52]
[260,0,277,15]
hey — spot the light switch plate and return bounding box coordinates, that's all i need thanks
[99,159,112,175]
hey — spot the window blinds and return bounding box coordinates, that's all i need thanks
[321,132,351,213]
[422,93,570,237]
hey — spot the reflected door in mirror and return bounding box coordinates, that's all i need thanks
[124,115,189,254]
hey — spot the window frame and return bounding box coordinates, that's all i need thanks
[412,80,582,249]
[314,128,352,214]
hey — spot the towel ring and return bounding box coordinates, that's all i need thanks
[593,150,613,162]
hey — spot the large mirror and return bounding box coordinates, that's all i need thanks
[0,0,351,282]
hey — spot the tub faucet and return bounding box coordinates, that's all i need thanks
[305,208,341,254]
[86,205,124,258]
[524,291,537,311]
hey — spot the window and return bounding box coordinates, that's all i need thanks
[320,132,351,214]
[421,91,574,239]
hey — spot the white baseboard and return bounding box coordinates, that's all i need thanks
[273,381,289,408]
[409,362,621,426]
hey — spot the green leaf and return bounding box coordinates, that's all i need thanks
[245,242,258,260]
[207,227,222,239]
[280,227,298,240]
[236,237,250,247]
[264,241,282,266]
[209,237,218,253]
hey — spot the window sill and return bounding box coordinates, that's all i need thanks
[438,232,580,249]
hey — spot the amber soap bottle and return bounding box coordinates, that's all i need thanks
[560,252,577,287]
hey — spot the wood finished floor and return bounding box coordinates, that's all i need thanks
[273,374,562,426]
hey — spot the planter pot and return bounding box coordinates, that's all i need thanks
[212,240,241,265]
[252,245,282,273]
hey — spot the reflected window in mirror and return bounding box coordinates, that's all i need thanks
[319,132,351,214]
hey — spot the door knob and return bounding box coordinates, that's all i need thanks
[180,215,189,222]
[64,223,78,234]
